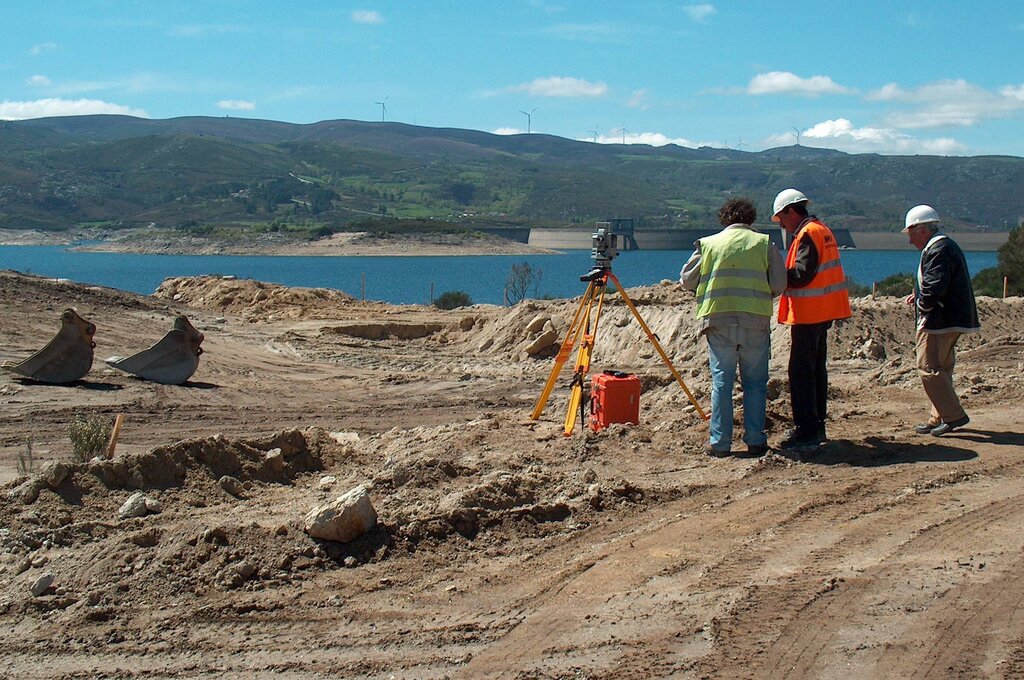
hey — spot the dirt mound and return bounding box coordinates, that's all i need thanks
[155,275,357,319]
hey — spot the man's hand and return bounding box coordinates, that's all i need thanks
[904,293,915,306]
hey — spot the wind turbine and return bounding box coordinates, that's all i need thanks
[736,135,748,151]
[374,96,389,122]
[792,126,803,146]
[519,107,536,134]
[616,121,630,144]
[587,128,599,143]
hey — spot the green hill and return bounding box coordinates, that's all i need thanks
[0,115,1021,234]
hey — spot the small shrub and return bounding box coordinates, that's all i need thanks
[873,272,915,297]
[845,278,871,297]
[504,261,543,305]
[972,266,1016,297]
[16,437,35,476]
[68,414,113,462]
[434,290,473,310]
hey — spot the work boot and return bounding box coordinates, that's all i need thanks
[704,444,731,458]
[779,428,823,450]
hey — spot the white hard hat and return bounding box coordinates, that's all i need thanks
[771,188,810,222]
[903,204,940,232]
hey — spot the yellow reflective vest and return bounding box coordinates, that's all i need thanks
[695,228,773,319]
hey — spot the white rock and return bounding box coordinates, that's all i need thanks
[318,475,337,488]
[118,492,150,519]
[525,314,549,334]
[218,476,246,497]
[144,497,162,513]
[30,573,54,597]
[304,485,378,543]
[264,448,285,473]
[524,329,559,356]
[328,432,360,445]
[40,461,70,489]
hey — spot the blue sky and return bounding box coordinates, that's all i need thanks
[3,1,1023,156]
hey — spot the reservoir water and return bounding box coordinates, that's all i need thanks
[0,246,998,306]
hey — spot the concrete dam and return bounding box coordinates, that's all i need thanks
[478,226,856,251]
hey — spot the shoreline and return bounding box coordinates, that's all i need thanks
[0,227,1010,254]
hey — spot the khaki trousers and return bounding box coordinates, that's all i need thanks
[915,329,966,424]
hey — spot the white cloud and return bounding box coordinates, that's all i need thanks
[217,99,255,111]
[865,82,906,101]
[683,4,716,22]
[765,118,964,155]
[493,127,526,135]
[352,10,385,24]
[26,75,51,87]
[0,98,148,120]
[589,131,699,147]
[627,89,650,109]
[29,42,56,55]
[871,79,1024,129]
[748,71,852,97]
[509,76,607,98]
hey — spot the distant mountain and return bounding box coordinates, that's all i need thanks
[1,115,1021,233]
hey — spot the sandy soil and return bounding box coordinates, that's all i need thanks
[1,269,1023,679]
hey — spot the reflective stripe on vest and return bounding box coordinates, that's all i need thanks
[778,220,852,324]
[695,228,772,319]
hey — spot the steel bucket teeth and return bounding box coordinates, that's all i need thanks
[105,315,204,385]
[2,309,96,384]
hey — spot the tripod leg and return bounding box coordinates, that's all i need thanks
[608,272,709,421]
[563,280,608,436]
[531,280,598,420]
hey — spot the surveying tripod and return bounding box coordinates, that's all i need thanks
[530,266,708,436]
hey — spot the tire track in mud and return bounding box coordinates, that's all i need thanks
[737,484,1024,679]
[470,439,1024,679]
[457,473,818,677]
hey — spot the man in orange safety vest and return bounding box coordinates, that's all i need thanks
[771,189,852,452]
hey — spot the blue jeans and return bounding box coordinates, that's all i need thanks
[706,325,771,450]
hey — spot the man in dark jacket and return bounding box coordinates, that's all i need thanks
[903,205,980,436]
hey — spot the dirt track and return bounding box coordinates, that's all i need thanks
[1,269,1023,679]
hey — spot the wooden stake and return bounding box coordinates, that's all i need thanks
[106,414,125,459]
[1004,276,1009,299]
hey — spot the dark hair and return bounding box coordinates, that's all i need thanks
[718,197,757,226]
[789,202,809,219]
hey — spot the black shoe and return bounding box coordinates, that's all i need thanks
[779,429,823,450]
[745,444,769,457]
[914,421,939,435]
[931,415,969,437]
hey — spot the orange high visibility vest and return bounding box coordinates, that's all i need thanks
[778,220,852,325]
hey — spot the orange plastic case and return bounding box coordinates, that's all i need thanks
[589,372,641,431]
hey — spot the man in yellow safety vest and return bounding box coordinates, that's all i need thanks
[681,197,786,456]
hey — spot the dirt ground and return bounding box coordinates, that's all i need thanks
[1,268,1023,679]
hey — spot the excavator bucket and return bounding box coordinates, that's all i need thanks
[105,315,204,385]
[2,309,96,384]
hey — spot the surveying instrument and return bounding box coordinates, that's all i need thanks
[530,223,708,435]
